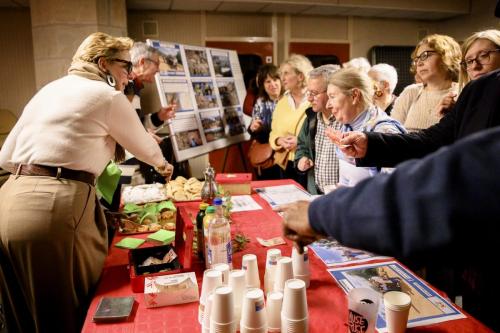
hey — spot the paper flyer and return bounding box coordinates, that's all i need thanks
[309,238,389,267]
[328,261,465,332]
[254,184,312,208]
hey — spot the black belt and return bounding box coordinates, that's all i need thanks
[15,164,95,185]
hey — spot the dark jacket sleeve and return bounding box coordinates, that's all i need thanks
[295,117,311,163]
[309,127,500,263]
[357,110,456,167]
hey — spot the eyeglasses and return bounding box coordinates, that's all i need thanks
[461,49,500,70]
[110,58,133,74]
[412,50,438,66]
[306,90,327,98]
[146,58,160,67]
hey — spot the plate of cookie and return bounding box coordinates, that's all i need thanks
[166,176,203,202]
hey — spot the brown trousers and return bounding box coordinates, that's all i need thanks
[0,175,108,333]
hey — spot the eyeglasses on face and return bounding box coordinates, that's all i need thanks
[461,49,500,70]
[306,90,327,98]
[412,50,438,66]
[110,58,133,74]
[146,58,160,67]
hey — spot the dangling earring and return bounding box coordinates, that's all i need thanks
[106,74,116,87]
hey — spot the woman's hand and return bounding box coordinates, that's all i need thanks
[339,132,368,158]
[297,157,314,171]
[283,135,297,151]
[157,104,177,122]
[250,119,263,132]
[436,92,457,118]
[147,129,164,144]
[155,161,174,182]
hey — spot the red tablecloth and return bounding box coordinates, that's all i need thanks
[82,180,493,333]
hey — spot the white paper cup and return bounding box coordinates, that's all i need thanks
[211,286,235,325]
[266,291,283,332]
[383,291,411,333]
[242,254,261,289]
[347,287,381,333]
[199,269,223,324]
[281,279,308,321]
[240,288,267,332]
[202,293,214,333]
[229,269,246,330]
[291,247,310,288]
[214,263,230,285]
[265,249,282,294]
[274,257,294,292]
[280,314,308,333]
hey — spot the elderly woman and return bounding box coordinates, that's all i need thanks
[391,34,461,131]
[248,64,283,179]
[0,32,173,332]
[368,63,399,116]
[325,67,405,187]
[269,54,313,187]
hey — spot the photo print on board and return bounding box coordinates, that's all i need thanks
[200,110,226,142]
[160,78,194,112]
[171,114,204,150]
[211,50,233,77]
[185,48,211,77]
[153,42,185,76]
[192,81,218,110]
[223,106,246,136]
[217,80,240,107]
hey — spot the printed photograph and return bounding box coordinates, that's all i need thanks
[309,238,387,267]
[217,81,240,107]
[161,78,194,111]
[211,51,233,77]
[175,129,203,150]
[156,44,185,76]
[200,110,225,142]
[192,81,218,109]
[185,49,210,77]
[223,107,246,136]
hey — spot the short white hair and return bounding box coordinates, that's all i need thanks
[130,42,160,66]
[369,63,398,94]
[342,57,371,73]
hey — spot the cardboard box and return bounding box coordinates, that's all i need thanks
[144,272,199,308]
[215,173,252,195]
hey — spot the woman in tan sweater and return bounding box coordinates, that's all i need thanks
[391,34,461,132]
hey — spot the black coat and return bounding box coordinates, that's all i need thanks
[357,69,500,167]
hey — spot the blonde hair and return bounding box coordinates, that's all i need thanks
[411,34,461,82]
[72,32,133,64]
[328,67,374,110]
[343,57,371,73]
[280,54,313,88]
[459,29,500,89]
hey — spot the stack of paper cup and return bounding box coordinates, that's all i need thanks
[214,263,230,285]
[240,288,267,333]
[242,254,260,288]
[199,269,223,324]
[347,287,380,333]
[210,285,236,333]
[266,291,283,332]
[281,279,308,333]
[202,293,214,333]
[264,249,282,294]
[291,247,310,288]
[274,257,294,292]
[383,291,412,333]
[229,269,246,331]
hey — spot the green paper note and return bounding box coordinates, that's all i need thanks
[146,229,175,244]
[114,237,145,249]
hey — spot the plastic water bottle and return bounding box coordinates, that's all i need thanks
[203,206,216,268]
[207,198,233,269]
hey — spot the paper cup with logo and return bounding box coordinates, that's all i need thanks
[199,269,223,324]
[347,287,381,333]
[383,291,411,333]
[240,288,267,333]
[242,254,261,289]
[274,257,294,292]
[266,291,283,332]
[264,249,281,294]
[292,246,310,288]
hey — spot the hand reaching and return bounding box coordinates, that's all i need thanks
[157,104,176,122]
[338,132,368,158]
[155,161,174,182]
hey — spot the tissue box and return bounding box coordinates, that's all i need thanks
[215,173,252,195]
[144,272,199,308]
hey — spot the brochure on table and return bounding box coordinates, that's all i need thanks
[309,238,389,267]
[329,261,465,332]
[254,184,312,209]
[148,40,250,162]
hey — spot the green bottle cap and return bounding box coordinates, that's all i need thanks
[206,206,216,213]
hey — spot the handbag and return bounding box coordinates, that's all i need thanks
[248,139,274,170]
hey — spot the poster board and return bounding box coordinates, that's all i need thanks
[148,40,250,162]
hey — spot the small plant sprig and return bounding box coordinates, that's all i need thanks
[232,233,250,252]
